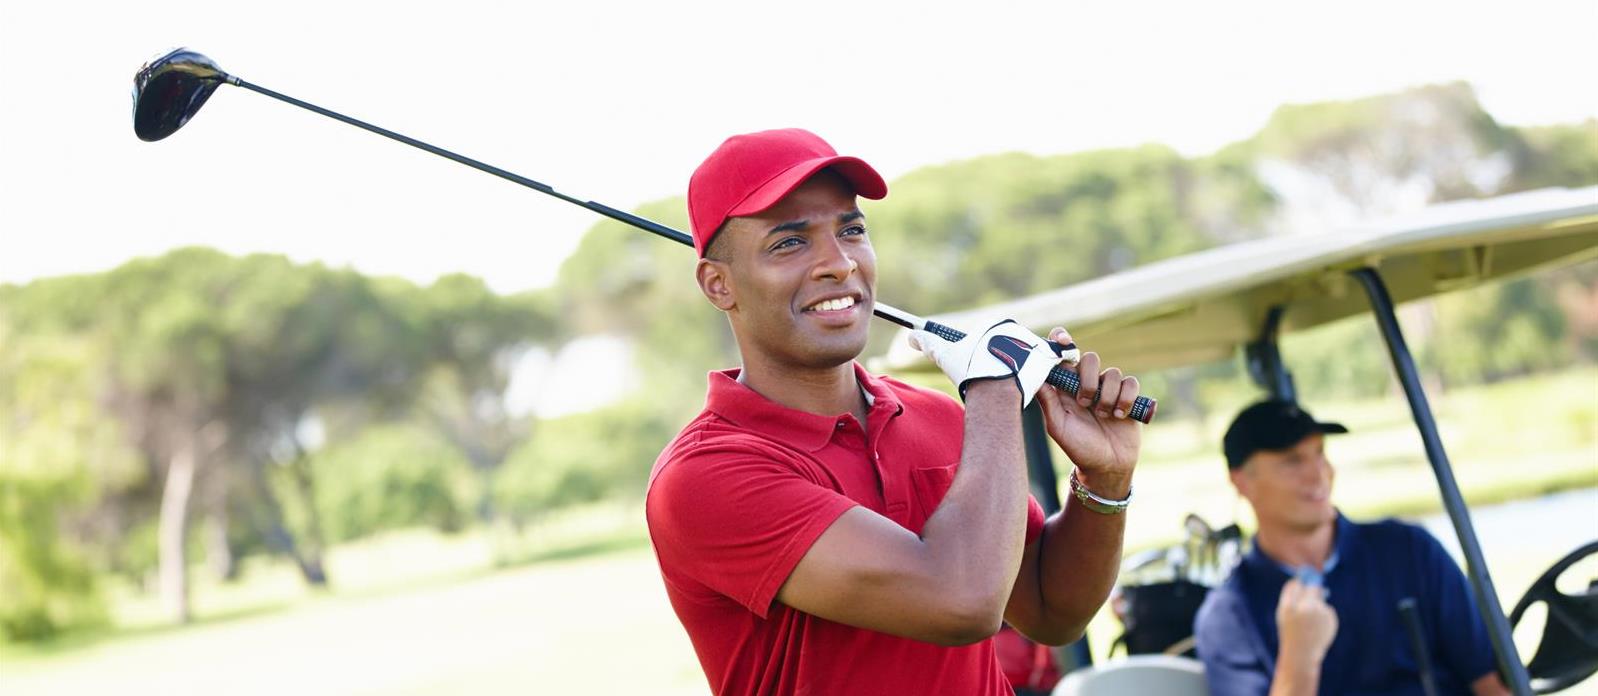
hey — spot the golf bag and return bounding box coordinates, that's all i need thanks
[1111,514,1243,657]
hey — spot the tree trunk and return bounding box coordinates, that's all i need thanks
[286,453,330,587]
[158,436,197,624]
[476,467,498,524]
[205,509,237,582]
[202,462,238,582]
[247,462,329,587]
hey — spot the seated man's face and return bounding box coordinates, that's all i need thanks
[1233,433,1337,532]
[701,171,877,370]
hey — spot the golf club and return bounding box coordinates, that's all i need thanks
[132,47,1157,423]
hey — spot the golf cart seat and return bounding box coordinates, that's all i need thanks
[1051,654,1208,696]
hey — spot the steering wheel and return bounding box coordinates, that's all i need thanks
[1509,541,1598,694]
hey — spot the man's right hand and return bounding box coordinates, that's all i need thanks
[1276,578,1338,669]
[909,320,1072,407]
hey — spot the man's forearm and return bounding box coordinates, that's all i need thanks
[1034,473,1129,635]
[917,381,1029,635]
[1471,671,1511,696]
[1268,654,1320,696]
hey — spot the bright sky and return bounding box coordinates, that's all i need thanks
[2,0,1595,296]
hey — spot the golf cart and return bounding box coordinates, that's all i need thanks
[876,185,1598,695]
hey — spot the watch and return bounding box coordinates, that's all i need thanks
[1069,469,1132,515]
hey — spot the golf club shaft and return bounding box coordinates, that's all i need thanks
[230,77,692,248]
[226,76,1156,423]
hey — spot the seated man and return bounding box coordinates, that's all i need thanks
[1194,400,1510,696]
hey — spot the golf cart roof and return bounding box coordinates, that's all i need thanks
[876,186,1598,375]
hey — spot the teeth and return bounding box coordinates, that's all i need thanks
[809,296,856,312]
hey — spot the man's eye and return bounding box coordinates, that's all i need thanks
[772,236,804,251]
[841,225,867,237]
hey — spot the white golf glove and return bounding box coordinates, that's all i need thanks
[909,320,1077,407]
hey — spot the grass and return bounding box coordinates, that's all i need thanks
[2,369,1594,695]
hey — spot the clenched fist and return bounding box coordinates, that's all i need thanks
[1276,578,1338,668]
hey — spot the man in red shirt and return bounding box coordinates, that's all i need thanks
[647,128,1143,695]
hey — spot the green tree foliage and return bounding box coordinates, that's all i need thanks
[554,199,733,410]
[494,400,674,526]
[0,249,549,634]
[1506,120,1598,191]
[864,145,1268,314]
[304,425,474,544]
[416,275,558,523]
[0,333,138,640]
[1243,82,1520,209]
[1427,277,1573,386]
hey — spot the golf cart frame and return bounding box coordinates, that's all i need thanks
[878,186,1598,695]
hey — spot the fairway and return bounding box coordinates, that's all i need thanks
[1,548,705,696]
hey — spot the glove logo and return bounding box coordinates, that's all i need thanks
[986,335,1034,373]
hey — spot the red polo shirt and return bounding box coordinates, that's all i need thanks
[647,363,1046,696]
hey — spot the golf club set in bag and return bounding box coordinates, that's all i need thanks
[131,47,1157,423]
[1110,513,1242,657]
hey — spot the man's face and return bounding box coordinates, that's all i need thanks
[696,171,876,371]
[1231,433,1337,533]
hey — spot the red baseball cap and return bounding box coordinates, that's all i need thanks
[687,128,888,256]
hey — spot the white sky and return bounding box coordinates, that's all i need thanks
[2,0,1595,296]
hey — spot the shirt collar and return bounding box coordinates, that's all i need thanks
[1244,511,1357,580]
[703,362,905,452]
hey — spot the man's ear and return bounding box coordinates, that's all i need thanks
[1228,465,1252,500]
[696,258,736,312]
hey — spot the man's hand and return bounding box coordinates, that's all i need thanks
[1034,328,1141,497]
[910,320,1073,407]
[1277,578,1338,670]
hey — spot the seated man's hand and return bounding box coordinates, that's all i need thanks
[1276,578,1338,669]
[909,319,1072,407]
[1036,328,1141,497]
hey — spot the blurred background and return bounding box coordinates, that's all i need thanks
[2,1,1595,694]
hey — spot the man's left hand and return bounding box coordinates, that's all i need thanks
[1035,328,1142,498]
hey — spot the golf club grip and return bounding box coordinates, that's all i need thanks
[924,320,1157,424]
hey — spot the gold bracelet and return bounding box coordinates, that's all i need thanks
[1069,469,1132,515]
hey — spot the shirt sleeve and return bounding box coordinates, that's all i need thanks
[1416,527,1499,686]
[1194,588,1273,696]
[646,440,857,618]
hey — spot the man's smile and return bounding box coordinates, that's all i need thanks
[802,292,863,313]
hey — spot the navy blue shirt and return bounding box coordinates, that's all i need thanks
[1194,514,1497,696]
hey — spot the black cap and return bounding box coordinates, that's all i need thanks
[1223,400,1349,470]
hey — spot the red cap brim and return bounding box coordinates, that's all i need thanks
[726,155,888,219]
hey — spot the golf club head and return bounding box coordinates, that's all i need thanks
[133,48,228,141]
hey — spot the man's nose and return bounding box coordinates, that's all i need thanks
[812,236,858,279]
[1309,456,1333,483]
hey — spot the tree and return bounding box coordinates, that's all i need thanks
[0,327,140,639]
[417,275,558,525]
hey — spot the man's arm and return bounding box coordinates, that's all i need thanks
[1267,579,1338,696]
[1472,672,1512,696]
[776,381,1028,645]
[1005,333,1142,644]
[1004,481,1126,644]
[1195,591,1276,696]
